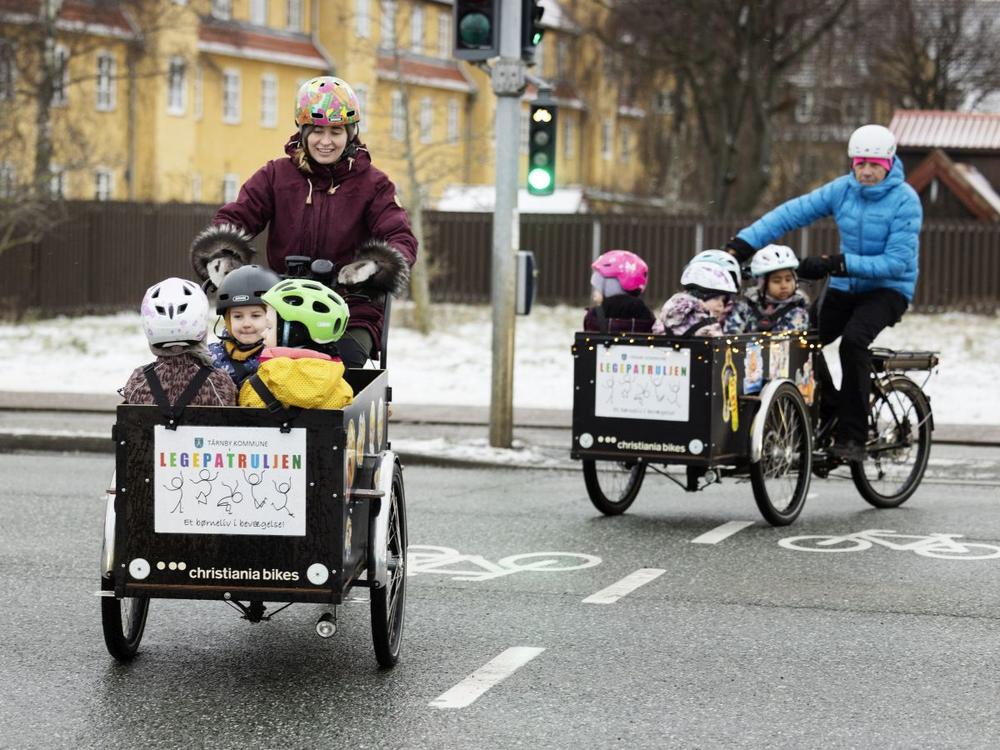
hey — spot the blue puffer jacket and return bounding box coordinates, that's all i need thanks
[736,159,922,301]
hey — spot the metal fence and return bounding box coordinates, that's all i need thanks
[1,202,997,316]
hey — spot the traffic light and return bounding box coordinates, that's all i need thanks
[453,0,501,61]
[521,0,545,63]
[527,102,557,196]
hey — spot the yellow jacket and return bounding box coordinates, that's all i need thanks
[239,351,354,410]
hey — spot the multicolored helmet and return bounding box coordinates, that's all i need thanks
[750,244,799,279]
[262,278,349,345]
[689,249,742,290]
[591,250,648,293]
[294,76,361,128]
[140,277,209,347]
[680,261,738,295]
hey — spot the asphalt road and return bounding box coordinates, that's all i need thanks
[2,452,999,749]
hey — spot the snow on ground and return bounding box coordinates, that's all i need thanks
[0,303,997,424]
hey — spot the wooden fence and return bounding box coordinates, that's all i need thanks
[1,202,997,316]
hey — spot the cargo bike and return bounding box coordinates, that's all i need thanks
[571,329,937,525]
[100,300,407,667]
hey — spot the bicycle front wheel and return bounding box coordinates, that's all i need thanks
[750,383,812,526]
[582,459,646,515]
[851,376,932,508]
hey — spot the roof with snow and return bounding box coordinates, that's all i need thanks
[908,148,1000,221]
[890,110,1000,151]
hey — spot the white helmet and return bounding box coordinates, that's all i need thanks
[690,249,742,288]
[681,261,738,295]
[751,244,799,278]
[847,124,896,160]
[140,277,209,347]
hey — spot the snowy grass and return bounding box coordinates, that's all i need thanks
[0,303,996,424]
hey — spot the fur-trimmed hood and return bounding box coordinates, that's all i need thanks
[190,223,256,293]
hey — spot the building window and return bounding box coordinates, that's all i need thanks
[0,41,13,102]
[94,169,114,201]
[0,162,15,199]
[410,6,424,54]
[211,0,232,20]
[622,124,632,164]
[390,89,404,141]
[167,57,186,115]
[222,69,241,123]
[653,91,673,115]
[795,90,814,124]
[418,96,433,143]
[193,64,203,119]
[601,118,612,160]
[447,97,459,143]
[381,0,397,48]
[438,11,451,58]
[222,173,239,202]
[260,74,277,127]
[563,117,573,160]
[356,0,370,38]
[250,0,268,25]
[286,0,303,31]
[556,39,568,79]
[50,166,64,199]
[50,45,68,106]
[191,172,202,202]
[354,84,368,132]
[95,52,116,111]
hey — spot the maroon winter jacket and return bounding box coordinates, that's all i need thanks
[213,135,418,353]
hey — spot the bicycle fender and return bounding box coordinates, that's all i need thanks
[370,450,398,588]
[101,470,117,579]
[749,379,798,464]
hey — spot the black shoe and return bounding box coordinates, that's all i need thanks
[829,440,866,463]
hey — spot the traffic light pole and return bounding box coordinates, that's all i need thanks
[488,0,524,448]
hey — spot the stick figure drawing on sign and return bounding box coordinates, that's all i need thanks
[272,479,294,517]
[192,469,218,505]
[243,470,266,509]
[217,480,243,515]
[163,474,184,514]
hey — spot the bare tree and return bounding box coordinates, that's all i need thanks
[871,0,1000,111]
[593,0,853,216]
[0,0,186,255]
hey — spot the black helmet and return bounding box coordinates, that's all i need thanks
[215,264,281,314]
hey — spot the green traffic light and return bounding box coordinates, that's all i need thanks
[458,12,492,47]
[528,167,553,192]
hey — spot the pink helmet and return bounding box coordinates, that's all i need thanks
[591,250,648,293]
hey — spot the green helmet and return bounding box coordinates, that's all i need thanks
[262,278,349,345]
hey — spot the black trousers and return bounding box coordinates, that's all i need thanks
[815,288,908,444]
[337,327,375,369]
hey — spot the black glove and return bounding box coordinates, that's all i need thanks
[798,254,847,280]
[724,236,755,264]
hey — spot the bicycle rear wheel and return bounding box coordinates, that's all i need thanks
[851,376,932,508]
[582,459,646,515]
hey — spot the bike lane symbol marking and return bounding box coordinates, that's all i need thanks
[778,529,1000,560]
[690,520,755,545]
[407,545,601,582]
[429,647,546,709]
[583,568,666,604]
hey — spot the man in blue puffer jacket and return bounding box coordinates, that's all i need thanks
[725,124,923,462]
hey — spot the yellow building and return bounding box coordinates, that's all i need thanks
[0,0,662,210]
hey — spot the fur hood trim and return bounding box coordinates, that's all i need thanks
[352,239,411,296]
[190,223,255,282]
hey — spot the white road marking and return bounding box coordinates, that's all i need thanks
[582,568,666,604]
[807,492,819,500]
[690,520,755,545]
[429,647,545,709]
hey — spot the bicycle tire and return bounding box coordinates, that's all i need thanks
[750,383,812,526]
[101,594,150,661]
[582,459,646,515]
[851,376,932,508]
[370,464,407,668]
